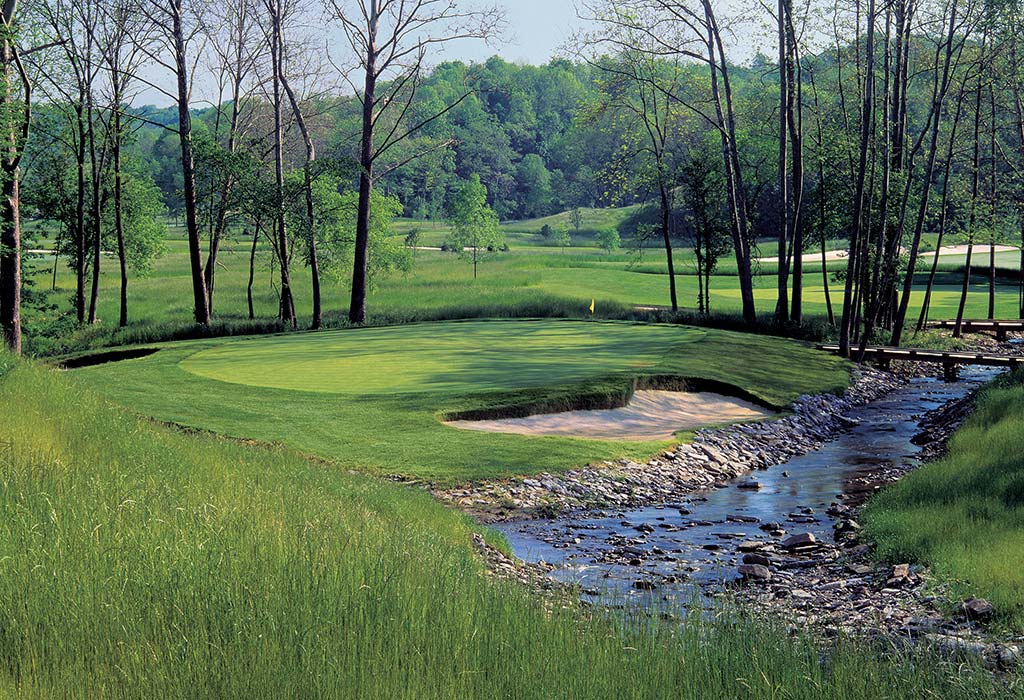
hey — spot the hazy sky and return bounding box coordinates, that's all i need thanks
[454,0,583,65]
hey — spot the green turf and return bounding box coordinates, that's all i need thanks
[71,319,850,483]
[864,371,1024,630]
[0,357,1011,699]
[180,321,704,394]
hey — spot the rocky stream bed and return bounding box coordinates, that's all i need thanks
[450,336,1024,669]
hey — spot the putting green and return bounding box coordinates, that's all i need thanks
[180,320,707,395]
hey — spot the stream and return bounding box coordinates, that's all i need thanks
[495,367,1001,609]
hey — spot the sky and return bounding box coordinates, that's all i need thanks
[452,0,583,65]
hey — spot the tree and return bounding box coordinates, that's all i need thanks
[551,223,571,252]
[0,0,30,352]
[568,206,583,235]
[597,227,620,255]
[325,0,503,324]
[138,0,211,325]
[446,174,503,278]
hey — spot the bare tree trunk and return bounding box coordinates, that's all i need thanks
[349,2,378,325]
[785,1,805,323]
[703,0,755,324]
[955,67,985,338]
[113,103,128,327]
[74,103,87,323]
[267,0,295,327]
[988,82,997,320]
[169,1,210,325]
[659,183,678,311]
[247,226,258,320]
[0,0,27,354]
[891,0,961,344]
[840,0,877,356]
[87,94,102,324]
[916,108,960,331]
[281,71,322,329]
[775,0,790,322]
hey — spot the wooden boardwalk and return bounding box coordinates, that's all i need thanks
[818,344,1023,380]
[928,319,1024,341]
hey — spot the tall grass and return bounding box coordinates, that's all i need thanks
[0,358,1015,698]
[865,371,1024,630]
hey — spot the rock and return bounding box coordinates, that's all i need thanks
[737,540,764,552]
[742,553,771,567]
[962,597,995,622]
[737,480,762,490]
[632,579,658,591]
[738,564,772,581]
[886,563,913,587]
[782,532,818,551]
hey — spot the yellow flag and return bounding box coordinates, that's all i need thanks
[589,298,595,314]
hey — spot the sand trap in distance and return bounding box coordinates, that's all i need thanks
[447,390,775,442]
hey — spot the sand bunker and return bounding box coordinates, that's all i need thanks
[447,390,775,441]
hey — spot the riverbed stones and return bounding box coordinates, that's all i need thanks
[782,533,818,551]
[738,564,772,581]
[436,366,908,522]
[962,597,995,621]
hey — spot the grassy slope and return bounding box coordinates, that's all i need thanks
[0,357,1013,699]
[865,371,1024,630]
[70,319,849,483]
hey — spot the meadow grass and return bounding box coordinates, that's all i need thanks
[865,371,1024,631]
[0,356,1016,699]
[69,319,849,483]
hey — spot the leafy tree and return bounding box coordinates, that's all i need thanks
[551,223,571,253]
[445,174,504,278]
[597,227,620,255]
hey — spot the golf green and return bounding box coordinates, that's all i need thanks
[179,320,706,394]
[72,319,850,481]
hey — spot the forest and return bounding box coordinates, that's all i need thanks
[1,0,1022,357]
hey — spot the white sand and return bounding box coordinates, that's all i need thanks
[756,244,1018,265]
[447,390,775,442]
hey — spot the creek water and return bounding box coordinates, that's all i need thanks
[495,367,1000,608]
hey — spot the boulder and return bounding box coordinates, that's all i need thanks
[782,532,818,551]
[742,553,771,567]
[738,564,772,581]
[962,597,995,622]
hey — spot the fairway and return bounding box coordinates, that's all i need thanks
[181,321,704,394]
[72,319,850,482]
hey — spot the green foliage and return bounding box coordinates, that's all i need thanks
[598,227,621,254]
[551,223,572,251]
[306,175,411,288]
[115,169,168,276]
[445,175,505,274]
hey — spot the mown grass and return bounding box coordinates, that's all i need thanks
[69,319,849,483]
[865,371,1024,630]
[0,356,1017,699]
[25,230,1023,357]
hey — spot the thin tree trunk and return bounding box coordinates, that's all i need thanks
[268,0,295,327]
[0,6,26,354]
[349,1,378,325]
[660,183,678,311]
[171,1,211,325]
[775,0,790,322]
[113,103,128,327]
[703,0,755,324]
[840,0,877,356]
[87,95,101,324]
[955,67,985,338]
[247,226,258,319]
[281,72,321,329]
